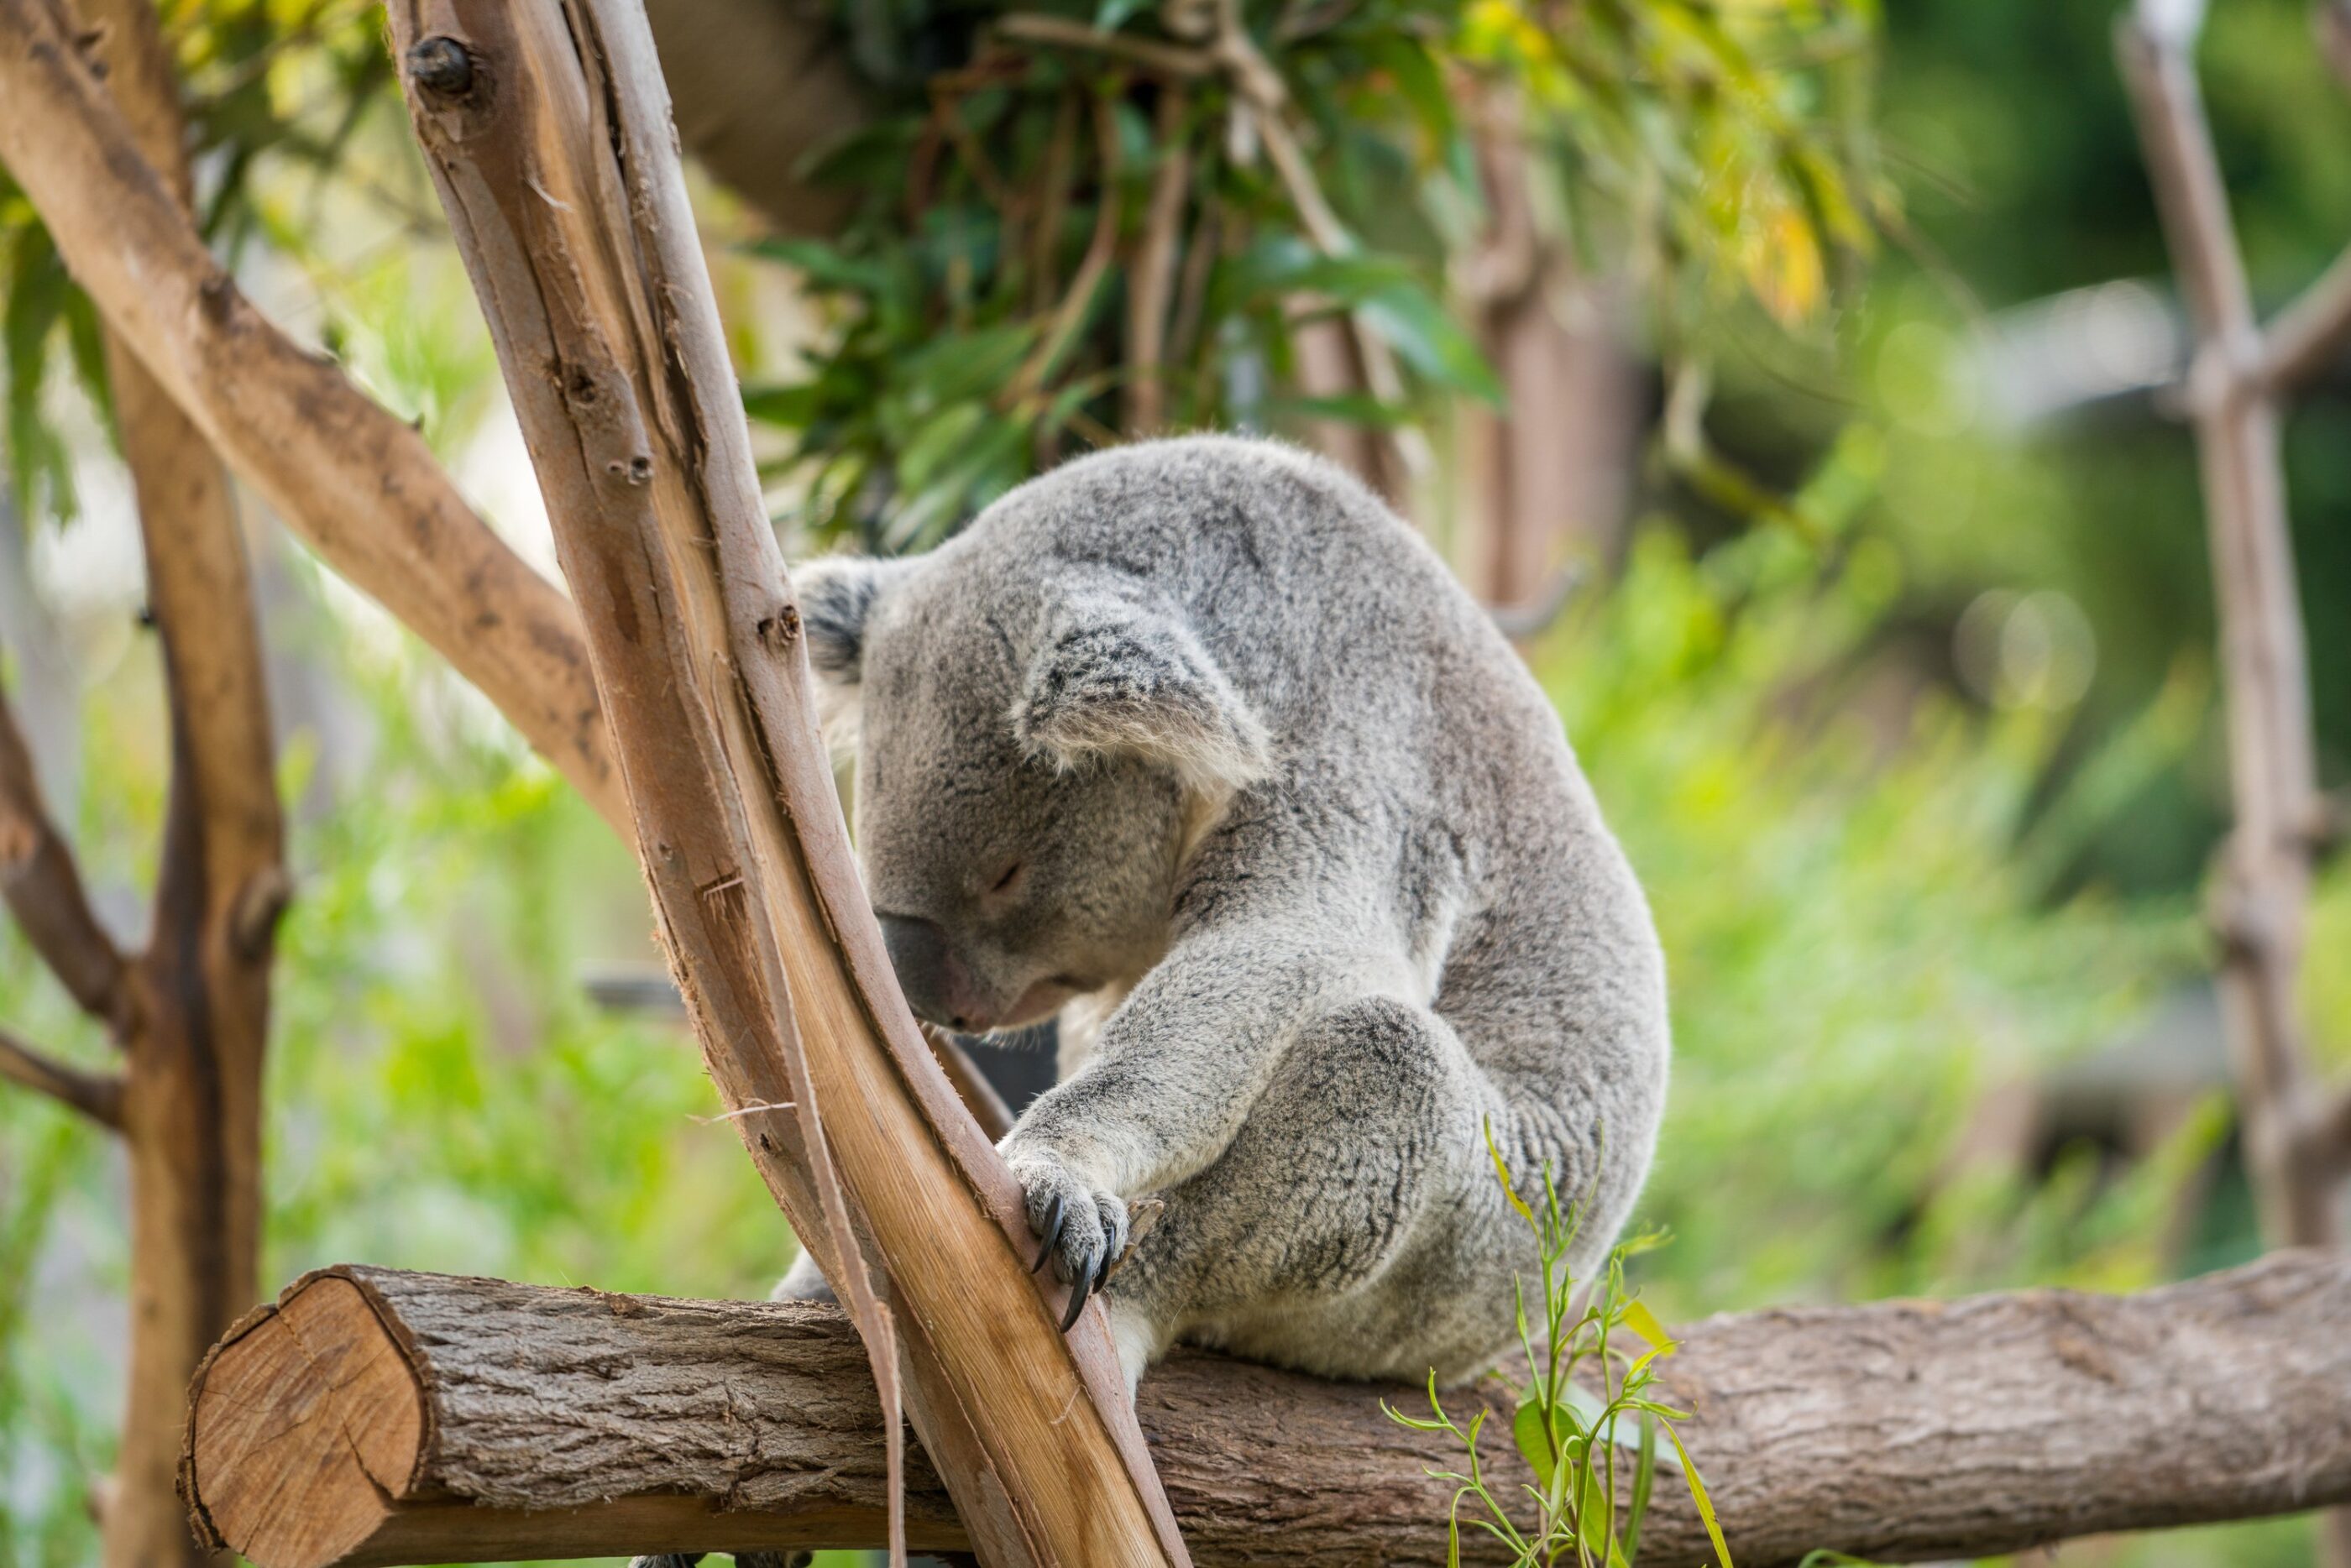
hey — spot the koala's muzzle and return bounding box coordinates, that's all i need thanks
[877,912,992,1032]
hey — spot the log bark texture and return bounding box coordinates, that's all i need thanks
[380,4,1186,1565]
[183,1253,2351,1568]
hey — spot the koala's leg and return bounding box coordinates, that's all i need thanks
[768,1248,836,1304]
[1100,994,1506,1387]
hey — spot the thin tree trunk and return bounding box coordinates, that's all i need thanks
[0,5,291,1563]
[381,5,1187,1565]
[73,3,287,1562]
[2116,10,2348,1559]
[181,1252,2351,1568]
[2116,0,2336,1254]
[1456,128,1636,619]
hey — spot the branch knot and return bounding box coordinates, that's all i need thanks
[406,36,477,101]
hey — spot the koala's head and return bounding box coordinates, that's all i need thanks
[797,549,1269,1035]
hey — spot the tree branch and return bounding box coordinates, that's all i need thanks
[0,1022,123,1129]
[2117,19,2348,1562]
[0,0,628,834]
[80,0,286,1006]
[0,674,131,1033]
[992,15,1216,78]
[2259,239,2351,393]
[1124,86,1192,434]
[2117,0,2335,1252]
[2306,1079,2351,1179]
[183,1253,2351,1568]
[384,6,1187,1565]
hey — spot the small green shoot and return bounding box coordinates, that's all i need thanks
[1384,1125,1731,1568]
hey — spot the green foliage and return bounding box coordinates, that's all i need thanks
[256,628,792,1300]
[0,1098,107,1568]
[1533,515,2199,1312]
[1386,1132,1726,1568]
[748,0,1881,546]
[1452,0,1881,327]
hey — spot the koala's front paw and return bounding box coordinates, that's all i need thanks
[1006,1147,1128,1332]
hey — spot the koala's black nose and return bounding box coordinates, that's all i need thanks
[877,912,970,1030]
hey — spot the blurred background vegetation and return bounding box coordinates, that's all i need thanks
[2,0,2347,1565]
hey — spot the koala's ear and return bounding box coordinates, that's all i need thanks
[1012,593,1271,798]
[792,554,915,686]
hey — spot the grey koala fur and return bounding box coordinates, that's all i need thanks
[779,433,1668,1393]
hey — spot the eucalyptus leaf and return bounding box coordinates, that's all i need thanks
[1357,284,1505,405]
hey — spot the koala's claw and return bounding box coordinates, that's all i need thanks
[1032,1191,1066,1274]
[1060,1253,1097,1332]
[1008,1150,1130,1333]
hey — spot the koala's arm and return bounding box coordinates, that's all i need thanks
[1003,920,1371,1199]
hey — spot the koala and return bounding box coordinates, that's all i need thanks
[780,434,1668,1393]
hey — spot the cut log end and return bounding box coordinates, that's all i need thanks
[181,1276,421,1568]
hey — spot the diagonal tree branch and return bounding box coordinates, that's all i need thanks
[384,5,1191,1565]
[0,4,628,834]
[0,674,131,1034]
[0,1022,124,1129]
[0,0,1018,1152]
[2259,238,2351,393]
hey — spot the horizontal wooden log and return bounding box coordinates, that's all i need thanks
[182,1253,2351,1568]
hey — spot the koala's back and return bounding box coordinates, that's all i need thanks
[954,438,1666,1214]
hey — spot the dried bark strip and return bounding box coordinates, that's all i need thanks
[181,1253,2351,1568]
[0,0,627,832]
[380,4,1186,1565]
